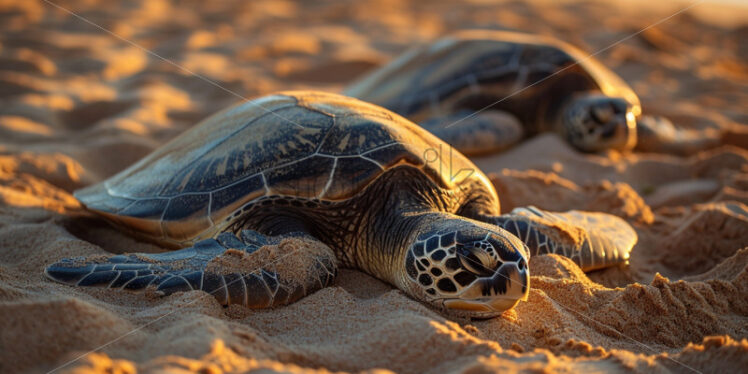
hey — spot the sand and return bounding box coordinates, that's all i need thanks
[0,0,747,373]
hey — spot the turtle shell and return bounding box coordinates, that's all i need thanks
[344,30,641,123]
[75,91,492,246]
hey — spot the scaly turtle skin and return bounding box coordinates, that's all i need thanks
[45,91,636,317]
[345,30,715,155]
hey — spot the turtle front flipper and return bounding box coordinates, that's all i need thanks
[481,207,637,271]
[45,231,338,308]
[635,115,721,155]
[419,110,524,156]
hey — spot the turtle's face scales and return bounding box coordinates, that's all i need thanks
[403,220,530,318]
[562,95,637,153]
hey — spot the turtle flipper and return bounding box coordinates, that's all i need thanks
[482,207,637,271]
[635,115,720,155]
[45,231,338,308]
[420,110,524,155]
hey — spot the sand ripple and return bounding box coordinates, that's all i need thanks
[0,0,746,373]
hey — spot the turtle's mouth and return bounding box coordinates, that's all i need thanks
[441,297,522,315]
[436,262,530,317]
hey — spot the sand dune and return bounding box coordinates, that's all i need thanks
[0,0,746,373]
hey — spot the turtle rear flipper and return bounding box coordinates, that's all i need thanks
[45,231,338,308]
[484,207,637,271]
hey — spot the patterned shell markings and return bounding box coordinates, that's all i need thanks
[344,30,642,120]
[74,91,489,246]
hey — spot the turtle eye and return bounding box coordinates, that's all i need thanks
[456,245,494,277]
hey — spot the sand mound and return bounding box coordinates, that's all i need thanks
[0,0,746,373]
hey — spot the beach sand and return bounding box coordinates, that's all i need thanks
[0,0,747,373]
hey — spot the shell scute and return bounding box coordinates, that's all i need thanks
[209,174,266,222]
[362,142,424,171]
[76,188,135,214]
[118,198,168,219]
[297,91,395,121]
[518,44,573,68]
[318,114,398,156]
[264,155,335,198]
[162,194,210,222]
[162,194,211,241]
[323,157,383,200]
[420,39,519,88]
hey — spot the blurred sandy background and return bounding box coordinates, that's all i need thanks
[0,0,746,373]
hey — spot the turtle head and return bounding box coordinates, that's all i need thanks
[400,217,530,318]
[561,94,637,152]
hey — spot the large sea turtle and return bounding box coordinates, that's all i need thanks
[46,91,636,317]
[344,30,715,155]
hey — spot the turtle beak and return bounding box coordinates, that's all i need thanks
[602,101,637,152]
[441,261,529,316]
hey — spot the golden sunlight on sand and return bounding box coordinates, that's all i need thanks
[0,0,746,373]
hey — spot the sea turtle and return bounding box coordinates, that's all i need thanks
[344,30,716,155]
[45,91,636,317]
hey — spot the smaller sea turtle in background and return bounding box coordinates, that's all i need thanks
[345,30,716,156]
[45,92,636,318]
